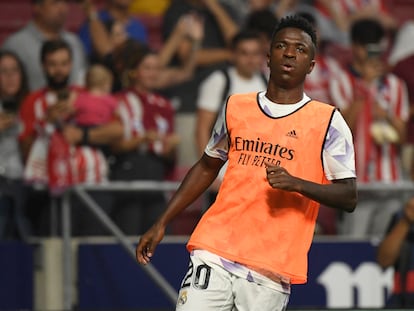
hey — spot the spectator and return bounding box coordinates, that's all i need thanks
[78,0,148,60]
[244,9,278,76]
[72,64,119,128]
[160,0,239,112]
[2,0,87,91]
[195,30,267,208]
[315,0,398,46]
[0,50,31,240]
[19,39,122,236]
[110,46,180,234]
[377,197,414,307]
[388,19,414,179]
[336,19,409,238]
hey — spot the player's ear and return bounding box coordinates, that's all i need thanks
[307,59,315,74]
[267,52,270,68]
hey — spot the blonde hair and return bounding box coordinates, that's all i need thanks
[85,64,113,90]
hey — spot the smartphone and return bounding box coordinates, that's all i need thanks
[57,89,70,101]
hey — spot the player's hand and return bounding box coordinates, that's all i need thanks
[136,222,165,265]
[265,163,298,192]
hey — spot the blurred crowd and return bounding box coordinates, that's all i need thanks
[0,0,413,241]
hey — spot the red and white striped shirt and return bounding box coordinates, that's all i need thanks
[18,87,108,186]
[116,89,175,151]
[305,55,350,106]
[316,0,389,18]
[333,71,409,182]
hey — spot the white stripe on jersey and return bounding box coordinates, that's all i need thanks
[34,98,45,121]
[118,99,133,140]
[122,92,144,138]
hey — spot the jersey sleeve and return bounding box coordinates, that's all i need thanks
[323,110,356,180]
[204,103,229,161]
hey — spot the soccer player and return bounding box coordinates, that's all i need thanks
[136,15,357,311]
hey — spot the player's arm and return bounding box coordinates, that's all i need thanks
[266,165,357,212]
[136,153,225,264]
[267,110,357,212]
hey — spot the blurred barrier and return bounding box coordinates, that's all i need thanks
[59,181,414,310]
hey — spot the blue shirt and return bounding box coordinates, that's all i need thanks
[78,10,148,56]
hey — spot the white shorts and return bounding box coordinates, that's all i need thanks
[176,254,290,311]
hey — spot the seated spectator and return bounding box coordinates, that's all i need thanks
[110,46,180,234]
[0,50,31,240]
[19,39,122,236]
[2,0,86,90]
[78,0,148,60]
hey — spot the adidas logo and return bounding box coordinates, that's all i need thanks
[286,129,298,138]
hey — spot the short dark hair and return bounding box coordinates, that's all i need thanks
[350,18,385,45]
[230,30,262,50]
[271,15,317,48]
[40,39,72,63]
[297,12,317,29]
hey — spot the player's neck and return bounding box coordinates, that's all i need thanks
[265,84,304,105]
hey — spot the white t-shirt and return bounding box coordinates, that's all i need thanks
[197,67,267,113]
[205,91,356,181]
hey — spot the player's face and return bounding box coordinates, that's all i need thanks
[233,39,264,78]
[267,27,315,88]
[43,48,72,90]
[0,55,22,98]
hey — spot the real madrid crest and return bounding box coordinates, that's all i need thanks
[178,290,187,305]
